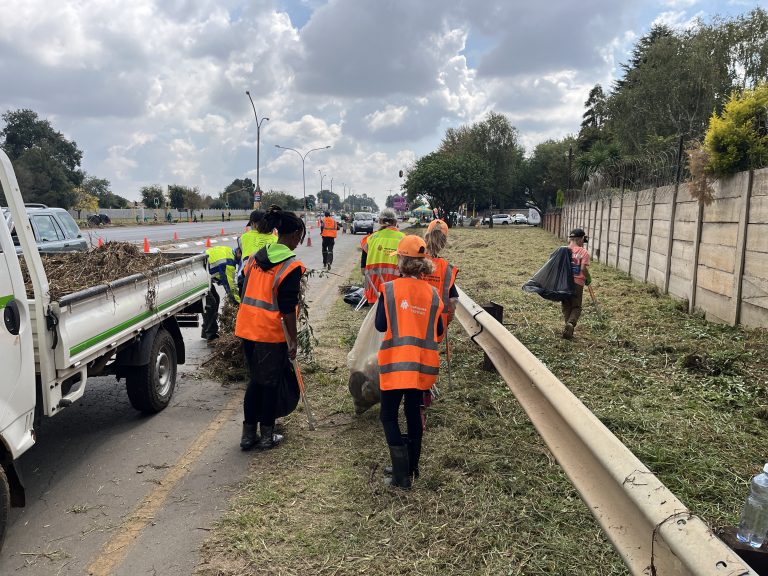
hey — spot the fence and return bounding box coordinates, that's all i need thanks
[543,168,768,328]
[69,208,252,223]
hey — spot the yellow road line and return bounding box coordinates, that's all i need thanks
[87,391,243,576]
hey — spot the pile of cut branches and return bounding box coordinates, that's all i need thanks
[20,242,168,300]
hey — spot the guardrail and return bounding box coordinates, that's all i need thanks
[454,287,757,576]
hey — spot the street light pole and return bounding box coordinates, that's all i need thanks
[275,144,331,218]
[245,91,269,207]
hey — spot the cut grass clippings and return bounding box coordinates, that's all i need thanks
[198,226,768,576]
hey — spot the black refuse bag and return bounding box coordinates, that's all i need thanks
[275,358,301,418]
[343,286,366,307]
[522,246,575,302]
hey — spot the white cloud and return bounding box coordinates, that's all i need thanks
[366,106,409,132]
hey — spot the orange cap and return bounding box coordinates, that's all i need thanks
[397,235,428,258]
[427,219,448,235]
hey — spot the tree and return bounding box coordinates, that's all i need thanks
[82,174,129,208]
[403,152,492,225]
[705,83,768,175]
[221,178,255,210]
[577,85,607,152]
[140,185,165,208]
[73,186,98,217]
[1,108,84,207]
[317,189,341,210]
[168,184,187,210]
[520,137,577,211]
[439,111,525,210]
[259,191,302,211]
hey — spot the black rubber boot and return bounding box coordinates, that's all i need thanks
[256,425,284,450]
[384,435,408,476]
[408,436,422,480]
[384,445,411,489]
[240,423,259,451]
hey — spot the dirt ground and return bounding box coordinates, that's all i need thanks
[196,225,768,576]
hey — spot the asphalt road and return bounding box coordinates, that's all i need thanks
[85,219,250,247]
[0,227,371,575]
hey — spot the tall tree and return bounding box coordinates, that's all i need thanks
[403,152,491,225]
[221,178,255,210]
[82,174,129,208]
[577,85,607,152]
[259,191,302,211]
[439,111,525,209]
[0,109,84,207]
[520,137,577,211]
[317,189,341,210]
[140,185,165,208]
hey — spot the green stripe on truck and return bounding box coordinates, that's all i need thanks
[69,283,209,357]
[0,295,13,309]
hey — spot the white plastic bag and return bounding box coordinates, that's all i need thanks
[347,305,384,414]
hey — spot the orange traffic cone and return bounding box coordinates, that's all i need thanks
[205,238,211,248]
[173,231,178,241]
[307,235,312,247]
[220,227,225,235]
[143,237,150,253]
[97,237,103,248]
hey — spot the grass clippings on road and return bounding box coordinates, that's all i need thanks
[198,226,768,576]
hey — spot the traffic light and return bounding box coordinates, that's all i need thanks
[398,170,403,178]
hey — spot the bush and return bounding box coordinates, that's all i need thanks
[705,83,768,176]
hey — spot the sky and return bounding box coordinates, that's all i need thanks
[0,0,764,209]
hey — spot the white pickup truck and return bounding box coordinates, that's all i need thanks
[0,150,209,547]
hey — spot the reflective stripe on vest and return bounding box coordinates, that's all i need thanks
[424,257,457,311]
[377,279,443,391]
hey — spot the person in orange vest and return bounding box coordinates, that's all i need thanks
[319,211,339,270]
[235,205,306,451]
[360,209,404,305]
[376,235,444,489]
[420,218,459,424]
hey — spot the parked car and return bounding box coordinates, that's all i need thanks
[2,204,88,253]
[87,213,112,226]
[512,213,529,224]
[491,214,513,225]
[351,212,375,234]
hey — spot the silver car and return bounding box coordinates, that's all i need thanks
[3,204,88,253]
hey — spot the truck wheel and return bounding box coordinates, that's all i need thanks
[0,466,9,552]
[126,328,177,413]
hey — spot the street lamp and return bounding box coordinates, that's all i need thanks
[329,177,334,209]
[275,144,331,217]
[245,91,269,205]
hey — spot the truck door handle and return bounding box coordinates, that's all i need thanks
[4,299,20,335]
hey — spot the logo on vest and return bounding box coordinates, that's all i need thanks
[399,298,425,316]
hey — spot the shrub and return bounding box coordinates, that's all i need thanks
[704,83,768,176]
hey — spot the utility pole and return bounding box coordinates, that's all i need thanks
[245,91,269,208]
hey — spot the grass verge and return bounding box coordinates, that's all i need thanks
[198,226,767,576]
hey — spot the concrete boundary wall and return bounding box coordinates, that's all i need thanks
[543,168,768,329]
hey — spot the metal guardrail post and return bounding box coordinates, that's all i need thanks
[455,287,757,576]
[481,301,503,371]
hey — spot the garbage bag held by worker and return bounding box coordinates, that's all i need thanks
[274,357,301,418]
[521,246,575,302]
[347,305,383,414]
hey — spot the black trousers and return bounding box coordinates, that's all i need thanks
[379,388,423,446]
[321,237,335,265]
[201,286,220,339]
[242,340,287,427]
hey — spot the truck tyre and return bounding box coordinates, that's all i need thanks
[126,328,177,413]
[0,466,9,552]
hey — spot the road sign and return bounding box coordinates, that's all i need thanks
[254,192,261,202]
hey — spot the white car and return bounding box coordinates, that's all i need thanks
[491,214,513,225]
[513,213,528,224]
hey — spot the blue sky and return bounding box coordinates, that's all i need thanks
[0,0,765,208]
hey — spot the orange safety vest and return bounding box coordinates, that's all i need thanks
[423,257,458,335]
[320,216,338,238]
[235,257,305,343]
[377,278,444,391]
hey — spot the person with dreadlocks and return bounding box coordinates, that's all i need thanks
[235,205,307,450]
[238,209,278,295]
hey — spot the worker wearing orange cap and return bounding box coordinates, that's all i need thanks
[375,235,444,489]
